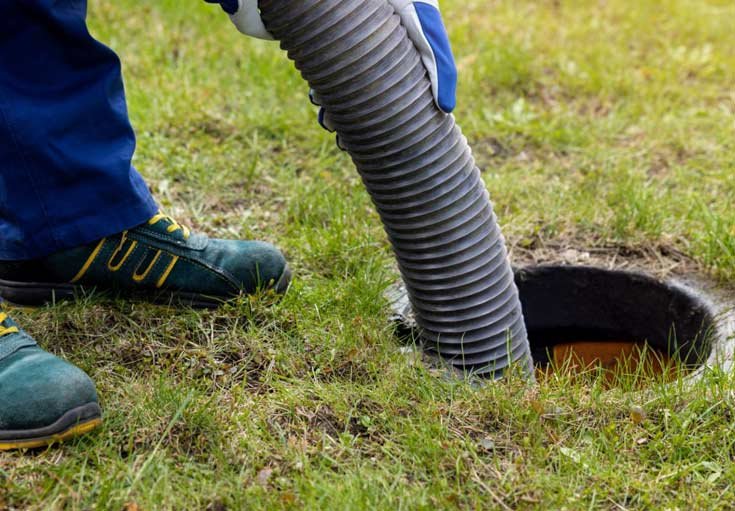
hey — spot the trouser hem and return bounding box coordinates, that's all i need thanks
[0,194,158,261]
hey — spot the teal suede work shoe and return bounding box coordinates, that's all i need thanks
[0,213,291,308]
[0,310,101,450]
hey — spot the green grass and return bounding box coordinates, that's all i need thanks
[2,0,735,508]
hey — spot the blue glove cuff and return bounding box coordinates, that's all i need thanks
[414,2,457,113]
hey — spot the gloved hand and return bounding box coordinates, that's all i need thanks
[387,0,457,114]
[312,0,458,142]
[204,0,273,40]
[207,0,457,120]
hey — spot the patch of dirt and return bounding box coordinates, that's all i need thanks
[509,237,701,280]
[158,116,237,143]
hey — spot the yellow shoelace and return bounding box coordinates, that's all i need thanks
[0,312,19,337]
[148,211,191,239]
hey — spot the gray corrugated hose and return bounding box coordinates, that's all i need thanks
[259,0,533,378]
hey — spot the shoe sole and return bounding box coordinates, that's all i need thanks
[0,402,102,451]
[0,265,292,309]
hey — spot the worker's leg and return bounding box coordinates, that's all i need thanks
[0,0,158,261]
[0,0,291,306]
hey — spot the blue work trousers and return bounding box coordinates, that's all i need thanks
[0,0,158,260]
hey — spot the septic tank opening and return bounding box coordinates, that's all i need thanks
[389,265,719,383]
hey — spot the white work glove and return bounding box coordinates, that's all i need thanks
[386,0,457,113]
[313,0,458,118]
[311,0,458,143]
[204,0,273,40]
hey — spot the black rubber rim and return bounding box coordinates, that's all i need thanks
[390,265,720,373]
[0,264,292,309]
[0,402,101,441]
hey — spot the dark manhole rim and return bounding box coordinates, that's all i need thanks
[388,264,734,379]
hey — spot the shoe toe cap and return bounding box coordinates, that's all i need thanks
[218,240,290,294]
[247,241,289,289]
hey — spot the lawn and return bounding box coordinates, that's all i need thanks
[2,0,735,508]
